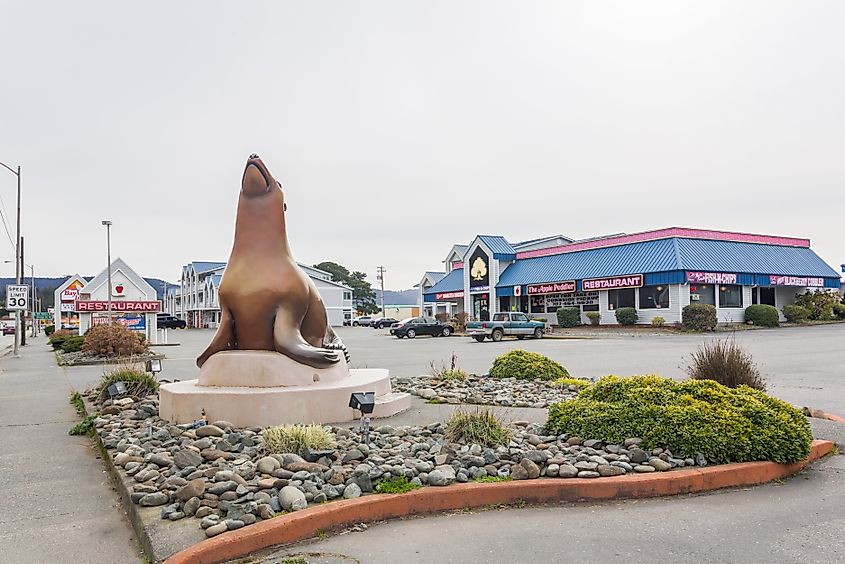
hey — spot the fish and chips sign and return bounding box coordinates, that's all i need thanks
[686,272,737,284]
[527,280,576,295]
[75,300,161,312]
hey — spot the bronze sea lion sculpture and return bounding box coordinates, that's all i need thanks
[197,154,348,369]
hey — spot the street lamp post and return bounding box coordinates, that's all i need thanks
[102,220,112,323]
[0,161,21,356]
[29,264,36,337]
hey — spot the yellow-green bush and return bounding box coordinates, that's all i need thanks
[489,349,569,381]
[546,375,811,464]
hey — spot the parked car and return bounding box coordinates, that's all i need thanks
[390,317,454,339]
[372,317,399,329]
[157,314,187,329]
[466,312,544,342]
[352,316,374,327]
[2,323,15,336]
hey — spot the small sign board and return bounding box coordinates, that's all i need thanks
[5,285,29,311]
[34,312,51,320]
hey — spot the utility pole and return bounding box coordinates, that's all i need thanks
[102,220,113,323]
[0,161,21,356]
[20,236,25,346]
[30,264,36,337]
[376,266,386,318]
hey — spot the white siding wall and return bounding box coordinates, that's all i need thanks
[714,285,752,323]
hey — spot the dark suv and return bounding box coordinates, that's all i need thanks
[390,317,453,339]
[157,314,186,329]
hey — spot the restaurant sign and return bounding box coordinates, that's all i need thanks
[769,276,824,287]
[435,291,464,300]
[582,274,643,291]
[527,280,576,295]
[686,272,737,284]
[76,300,161,312]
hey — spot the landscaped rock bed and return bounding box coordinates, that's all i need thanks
[87,390,712,539]
[57,350,163,366]
[392,374,583,408]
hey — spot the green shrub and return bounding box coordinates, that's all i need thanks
[375,476,420,494]
[445,408,512,447]
[69,414,98,436]
[551,376,592,389]
[651,316,666,327]
[96,365,160,402]
[475,475,511,483]
[586,312,601,326]
[44,324,55,336]
[489,349,569,381]
[83,323,147,357]
[685,337,766,391]
[782,304,810,324]
[48,329,75,350]
[615,307,638,325]
[682,303,717,331]
[546,375,812,464]
[263,424,336,456]
[834,303,845,320]
[61,335,85,353]
[555,307,581,328]
[794,290,840,321]
[744,304,779,327]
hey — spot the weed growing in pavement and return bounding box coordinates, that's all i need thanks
[280,557,308,564]
[429,352,467,381]
[69,390,85,416]
[69,414,98,436]
[445,407,512,447]
[474,475,512,483]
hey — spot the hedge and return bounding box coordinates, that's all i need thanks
[546,375,812,464]
[744,304,779,327]
[614,307,638,325]
[488,349,569,381]
[683,303,717,331]
[782,304,810,324]
[555,307,581,328]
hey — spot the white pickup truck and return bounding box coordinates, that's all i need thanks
[466,312,545,342]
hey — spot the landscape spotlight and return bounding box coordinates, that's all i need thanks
[107,381,128,398]
[145,358,162,374]
[348,392,375,414]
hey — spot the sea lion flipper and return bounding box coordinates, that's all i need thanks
[273,306,341,368]
[196,308,235,368]
[324,325,350,363]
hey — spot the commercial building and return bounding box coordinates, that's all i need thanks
[420,227,840,325]
[165,261,353,328]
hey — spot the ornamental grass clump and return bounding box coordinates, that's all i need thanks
[445,408,512,447]
[262,424,336,456]
[546,375,812,464]
[430,352,467,381]
[83,323,147,357]
[489,349,569,381]
[96,364,160,402]
[685,337,766,391]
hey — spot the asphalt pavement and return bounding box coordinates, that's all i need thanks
[0,335,141,564]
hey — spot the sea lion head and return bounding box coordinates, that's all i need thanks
[241,153,286,211]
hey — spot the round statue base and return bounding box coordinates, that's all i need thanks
[158,351,411,428]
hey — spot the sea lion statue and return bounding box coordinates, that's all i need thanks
[197,154,348,369]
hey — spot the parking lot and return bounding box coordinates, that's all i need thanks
[59,323,845,416]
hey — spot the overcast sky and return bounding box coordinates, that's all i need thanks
[2,2,843,289]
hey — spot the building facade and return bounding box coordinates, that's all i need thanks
[165,261,353,327]
[420,227,841,325]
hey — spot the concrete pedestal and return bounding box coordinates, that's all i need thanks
[159,350,411,428]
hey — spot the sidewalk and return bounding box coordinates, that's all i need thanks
[0,336,141,564]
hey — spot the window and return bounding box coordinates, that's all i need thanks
[689,284,715,306]
[718,284,743,308]
[493,313,508,322]
[530,295,545,314]
[638,285,669,309]
[608,288,635,310]
[582,304,599,312]
[513,314,529,323]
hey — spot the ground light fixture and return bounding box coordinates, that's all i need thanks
[145,358,162,375]
[349,392,375,446]
[107,381,128,398]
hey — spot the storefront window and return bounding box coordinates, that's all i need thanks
[530,295,545,314]
[718,284,743,308]
[689,284,716,306]
[608,288,635,310]
[638,285,669,309]
[582,304,599,312]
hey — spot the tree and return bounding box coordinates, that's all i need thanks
[314,261,380,315]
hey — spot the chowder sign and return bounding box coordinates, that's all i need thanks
[527,280,576,295]
[582,274,643,291]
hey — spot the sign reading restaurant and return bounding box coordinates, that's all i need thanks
[527,280,576,295]
[769,276,824,287]
[686,272,738,284]
[435,291,464,300]
[582,274,644,291]
[75,300,161,312]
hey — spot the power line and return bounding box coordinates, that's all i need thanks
[0,194,14,250]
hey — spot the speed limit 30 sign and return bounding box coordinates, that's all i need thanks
[6,285,29,311]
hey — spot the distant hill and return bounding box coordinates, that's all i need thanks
[373,288,418,305]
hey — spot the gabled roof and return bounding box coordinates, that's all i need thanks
[477,235,515,258]
[192,261,227,274]
[424,268,464,296]
[497,237,840,287]
[82,257,157,298]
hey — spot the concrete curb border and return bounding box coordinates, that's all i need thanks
[164,440,834,564]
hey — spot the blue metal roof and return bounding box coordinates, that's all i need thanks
[477,235,516,259]
[497,238,840,288]
[424,271,446,283]
[193,261,226,274]
[424,268,463,297]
